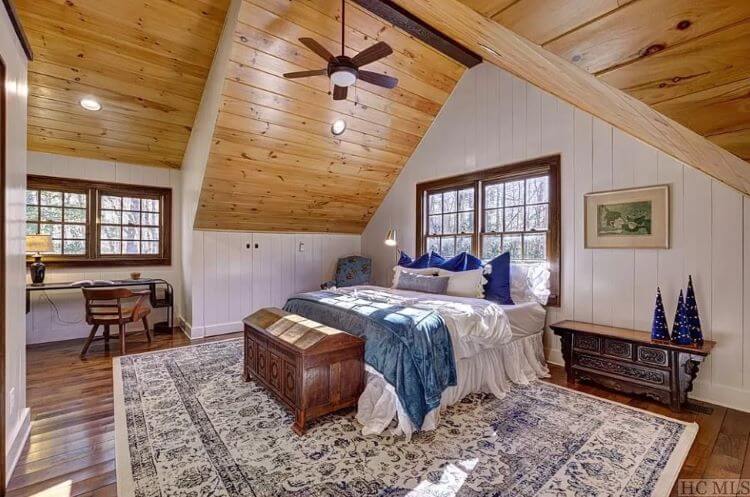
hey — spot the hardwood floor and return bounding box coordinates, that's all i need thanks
[8,331,750,496]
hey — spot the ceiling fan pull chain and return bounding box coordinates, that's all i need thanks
[341,0,345,56]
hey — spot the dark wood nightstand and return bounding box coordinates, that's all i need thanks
[550,320,715,411]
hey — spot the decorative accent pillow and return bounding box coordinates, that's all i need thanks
[392,266,438,287]
[395,271,450,294]
[397,250,413,266]
[484,252,514,305]
[401,251,445,269]
[435,252,484,272]
[437,268,485,298]
[510,262,551,305]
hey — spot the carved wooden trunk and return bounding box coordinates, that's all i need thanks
[243,307,365,434]
[550,320,714,411]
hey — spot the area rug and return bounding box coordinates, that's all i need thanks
[113,338,697,497]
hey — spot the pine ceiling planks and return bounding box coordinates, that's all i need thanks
[194,0,466,233]
[458,0,750,165]
[16,0,232,169]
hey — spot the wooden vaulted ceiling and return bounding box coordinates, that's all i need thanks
[458,0,750,163]
[16,0,231,169]
[194,0,466,233]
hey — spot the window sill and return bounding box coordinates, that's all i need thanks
[25,257,171,268]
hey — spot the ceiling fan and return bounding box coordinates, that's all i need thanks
[282,0,398,101]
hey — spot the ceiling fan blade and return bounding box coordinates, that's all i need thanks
[333,85,348,100]
[283,69,327,79]
[358,70,398,89]
[351,41,393,67]
[299,37,336,63]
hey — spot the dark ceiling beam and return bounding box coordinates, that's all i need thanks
[351,0,481,68]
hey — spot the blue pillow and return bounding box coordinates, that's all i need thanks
[484,252,513,305]
[397,250,413,266]
[402,251,445,269]
[436,252,484,271]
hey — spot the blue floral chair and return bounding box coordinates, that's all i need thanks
[321,256,372,289]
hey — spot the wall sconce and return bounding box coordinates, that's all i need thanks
[384,228,397,247]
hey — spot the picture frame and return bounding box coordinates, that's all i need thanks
[584,185,669,249]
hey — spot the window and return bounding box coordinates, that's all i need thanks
[26,176,171,266]
[417,155,560,306]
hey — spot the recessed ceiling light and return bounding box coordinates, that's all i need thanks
[80,98,101,111]
[331,118,347,136]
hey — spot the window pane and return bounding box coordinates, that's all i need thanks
[505,180,524,207]
[440,237,456,258]
[458,188,474,211]
[26,205,38,221]
[123,240,140,255]
[524,233,546,260]
[64,208,86,223]
[141,242,159,255]
[123,227,140,240]
[101,210,121,224]
[40,224,62,238]
[26,190,38,205]
[26,223,38,235]
[142,199,160,213]
[63,240,86,255]
[443,213,457,234]
[40,190,63,206]
[485,209,500,233]
[142,227,159,241]
[503,234,523,259]
[526,177,548,204]
[101,195,122,210]
[443,191,457,213]
[101,225,120,240]
[64,193,86,208]
[504,207,524,231]
[64,225,86,239]
[142,213,159,226]
[428,215,442,235]
[458,212,473,234]
[40,207,62,222]
[426,237,440,254]
[484,184,501,209]
[123,197,141,211]
[123,211,140,226]
[482,235,502,260]
[429,194,442,215]
[526,205,548,231]
[101,241,121,254]
[456,236,472,255]
[52,240,62,254]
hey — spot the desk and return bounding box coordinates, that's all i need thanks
[26,278,174,332]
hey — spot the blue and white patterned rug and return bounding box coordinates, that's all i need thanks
[113,339,696,497]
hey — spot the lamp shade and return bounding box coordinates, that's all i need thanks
[26,234,53,254]
[384,228,397,247]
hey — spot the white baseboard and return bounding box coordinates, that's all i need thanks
[178,317,242,340]
[6,407,30,484]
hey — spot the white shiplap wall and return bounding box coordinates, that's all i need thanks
[361,63,750,412]
[25,152,182,344]
[187,231,361,338]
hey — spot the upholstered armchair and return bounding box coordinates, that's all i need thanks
[321,256,372,289]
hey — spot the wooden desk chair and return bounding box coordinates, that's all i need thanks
[80,287,152,358]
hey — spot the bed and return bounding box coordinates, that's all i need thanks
[283,285,548,438]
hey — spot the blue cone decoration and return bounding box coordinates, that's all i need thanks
[651,287,670,341]
[685,275,703,345]
[672,290,692,345]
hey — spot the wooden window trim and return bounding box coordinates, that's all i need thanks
[26,175,172,267]
[416,155,561,307]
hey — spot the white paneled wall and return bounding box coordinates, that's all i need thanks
[362,63,750,412]
[25,152,182,344]
[187,231,360,338]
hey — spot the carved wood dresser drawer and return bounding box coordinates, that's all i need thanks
[243,308,365,435]
[551,320,715,411]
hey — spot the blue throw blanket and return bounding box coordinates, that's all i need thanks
[283,290,457,429]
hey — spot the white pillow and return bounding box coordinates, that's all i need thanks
[437,268,485,298]
[392,266,438,287]
[510,263,550,304]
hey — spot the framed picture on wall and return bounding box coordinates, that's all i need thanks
[584,185,669,249]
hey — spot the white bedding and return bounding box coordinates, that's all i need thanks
[332,286,549,438]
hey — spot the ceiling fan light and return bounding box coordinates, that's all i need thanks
[330,67,357,87]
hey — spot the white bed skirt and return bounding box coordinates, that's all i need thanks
[356,331,550,438]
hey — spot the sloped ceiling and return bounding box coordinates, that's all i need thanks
[16,0,231,169]
[458,0,750,163]
[194,0,466,233]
